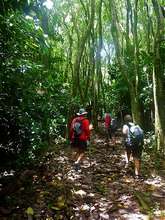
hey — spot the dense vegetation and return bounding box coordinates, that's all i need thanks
[0,0,164,166]
[0,1,165,219]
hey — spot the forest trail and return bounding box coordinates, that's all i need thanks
[52,129,165,220]
[0,127,165,220]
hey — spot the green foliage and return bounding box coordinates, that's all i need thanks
[144,132,156,151]
[102,63,130,115]
[1,0,163,166]
[0,10,70,166]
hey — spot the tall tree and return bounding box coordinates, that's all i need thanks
[152,0,165,152]
[106,0,143,125]
[73,0,95,104]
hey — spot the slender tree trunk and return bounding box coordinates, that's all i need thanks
[73,0,95,104]
[152,0,165,152]
[144,0,154,130]
[96,0,103,101]
[131,0,143,125]
[64,29,73,82]
[107,0,142,124]
[84,47,91,102]
[90,27,98,128]
[152,69,165,151]
[129,85,142,124]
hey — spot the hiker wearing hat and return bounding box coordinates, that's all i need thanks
[70,108,91,170]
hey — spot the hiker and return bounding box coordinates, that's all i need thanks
[111,117,118,146]
[70,108,91,169]
[122,114,144,178]
[104,112,112,143]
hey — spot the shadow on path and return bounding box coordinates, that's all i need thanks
[48,130,165,219]
[0,129,164,219]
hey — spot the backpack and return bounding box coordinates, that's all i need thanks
[73,118,84,137]
[111,118,117,131]
[128,123,144,146]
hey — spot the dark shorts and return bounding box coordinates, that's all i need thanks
[125,143,143,159]
[105,127,112,139]
[71,139,87,151]
[111,127,116,135]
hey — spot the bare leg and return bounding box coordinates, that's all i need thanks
[74,152,79,161]
[112,136,116,145]
[74,147,85,163]
[76,152,85,163]
[111,133,116,150]
[134,158,141,176]
[71,147,78,161]
[109,128,112,143]
[124,148,131,168]
[106,128,110,143]
[125,149,131,163]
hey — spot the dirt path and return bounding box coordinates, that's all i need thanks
[43,130,165,220]
[0,129,164,219]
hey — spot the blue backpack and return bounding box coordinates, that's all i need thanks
[111,118,118,131]
[128,123,144,146]
[73,118,84,137]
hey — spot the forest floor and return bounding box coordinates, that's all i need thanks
[0,125,165,220]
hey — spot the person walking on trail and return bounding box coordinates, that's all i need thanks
[110,117,118,146]
[104,112,112,143]
[122,114,144,178]
[70,108,91,170]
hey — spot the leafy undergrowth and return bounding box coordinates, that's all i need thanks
[0,129,165,220]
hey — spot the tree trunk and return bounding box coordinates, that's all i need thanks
[152,0,165,152]
[96,0,103,100]
[73,0,95,104]
[153,69,165,151]
[91,27,98,128]
[107,0,142,125]
[129,85,142,124]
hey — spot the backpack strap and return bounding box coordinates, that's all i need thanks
[126,122,132,132]
[126,123,135,140]
[75,117,85,123]
[73,117,85,134]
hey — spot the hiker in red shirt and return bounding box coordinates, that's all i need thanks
[104,112,112,143]
[70,108,91,170]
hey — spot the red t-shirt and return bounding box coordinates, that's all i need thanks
[104,113,111,128]
[70,116,90,142]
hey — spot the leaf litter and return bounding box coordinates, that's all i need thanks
[0,128,165,219]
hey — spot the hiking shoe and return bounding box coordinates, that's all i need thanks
[74,162,80,171]
[134,175,144,181]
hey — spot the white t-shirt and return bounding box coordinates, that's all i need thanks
[122,122,134,143]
